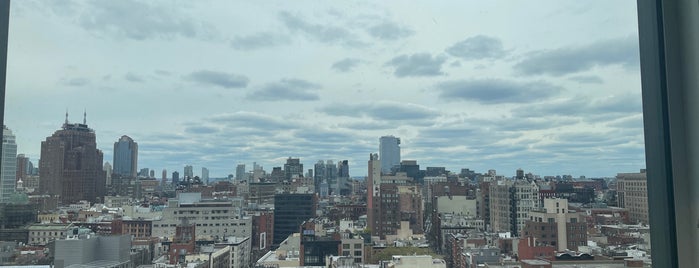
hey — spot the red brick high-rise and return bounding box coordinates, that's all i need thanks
[39,113,106,204]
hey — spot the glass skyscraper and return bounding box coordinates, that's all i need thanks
[1,125,17,203]
[113,135,138,177]
[379,135,401,174]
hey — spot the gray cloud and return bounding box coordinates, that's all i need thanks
[124,72,145,83]
[386,53,447,77]
[186,70,249,89]
[61,77,90,87]
[512,94,642,119]
[568,75,604,84]
[155,70,172,76]
[331,58,362,72]
[367,22,414,40]
[446,35,507,60]
[79,0,214,40]
[514,36,639,76]
[209,111,295,131]
[278,11,365,47]
[319,101,440,122]
[247,79,321,101]
[231,32,292,50]
[437,79,561,104]
[184,126,219,134]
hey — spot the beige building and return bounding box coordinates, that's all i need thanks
[616,170,649,224]
[28,223,73,246]
[152,193,251,241]
[523,198,587,251]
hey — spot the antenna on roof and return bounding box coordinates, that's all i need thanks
[65,109,69,124]
[83,109,87,124]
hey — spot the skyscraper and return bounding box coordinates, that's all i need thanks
[172,171,180,185]
[184,165,193,179]
[39,115,106,204]
[113,135,138,177]
[379,136,400,174]
[201,167,209,184]
[283,157,303,180]
[1,126,17,203]
[103,162,112,186]
[235,164,245,181]
[15,154,29,182]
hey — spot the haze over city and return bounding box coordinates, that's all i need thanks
[4,1,643,178]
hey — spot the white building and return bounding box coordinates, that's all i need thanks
[152,193,251,241]
[489,179,539,236]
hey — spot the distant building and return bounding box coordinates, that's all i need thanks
[172,171,180,185]
[1,126,17,203]
[236,164,246,181]
[379,136,400,174]
[338,160,349,177]
[38,114,106,204]
[113,135,138,177]
[184,165,194,179]
[273,193,316,247]
[152,193,251,241]
[489,179,539,236]
[616,170,649,224]
[202,167,210,184]
[15,154,29,182]
[523,198,587,251]
[103,162,112,186]
[53,233,132,268]
[283,157,303,180]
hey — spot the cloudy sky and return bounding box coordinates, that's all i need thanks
[4,1,644,178]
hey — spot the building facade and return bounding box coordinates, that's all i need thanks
[113,135,138,178]
[39,117,106,204]
[523,198,587,251]
[379,136,400,174]
[273,193,316,247]
[616,170,649,224]
[1,126,17,203]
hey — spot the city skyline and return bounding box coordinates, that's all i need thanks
[4,1,644,177]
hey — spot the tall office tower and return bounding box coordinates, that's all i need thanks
[139,168,150,178]
[523,198,587,251]
[273,193,316,247]
[338,160,349,177]
[201,167,209,184]
[283,157,303,180]
[367,153,381,237]
[616,170,649,224]
[39,115,106,204]
[1,126,17,203]
[313,160,326,193]
[184,165,193,179]
[15,154,29,181]
[489,179,540,236]
[162,169,167,185]
[149,169,155,178]
[379,136,400,174]
[235,164,245,181]
[516,168,525,180]
[172,171,180,185]
[324,160,337,193]
[103,162,112,186]
[112,135,138,177]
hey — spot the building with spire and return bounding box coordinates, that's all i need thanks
[1,125,17,203]
[39,112,106,204]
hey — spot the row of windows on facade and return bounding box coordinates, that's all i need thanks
[153,222,245,228]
